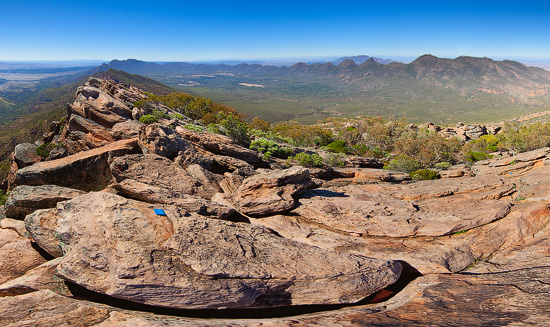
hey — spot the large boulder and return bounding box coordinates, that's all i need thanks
[14,143,42,168]
[112,120,143,140]
[0,258,70,297]
[13,138,140,192]
[59,114,114,154]
[4,185,86,219]
[114,178,235,220]
[110,154,219,199]
[68,82,133,128]
[294,179,513,237]
[176,126,262,166]
[138,123,192,158]
[26,192,401,309]
[0,229,47,284]
[232,166,314,215]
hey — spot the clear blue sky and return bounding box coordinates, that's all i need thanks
[2,0,550,61]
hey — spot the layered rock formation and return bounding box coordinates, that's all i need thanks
[2,77,550,326]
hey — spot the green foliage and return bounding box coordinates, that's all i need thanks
[410,169,440,180]
[435,161,452,170]
[465,151,489,165]
[139,114,157,124]
[384,154,420,173]
[250,137,292,160]
[273,121,333,147]
[169,112,184,120]
[325,140,351,154]
[206,123,221,134]
[0,190,9,205]
[497,122,550,154]
[286,153,324,168]
[184,124,204,133]
[151,110,167,120]
[250,129,293,144]
[393,132,461,168]
[325,153,346,167]
[35,143,56,158]
[249,117,271,132]
[217,113,251,147]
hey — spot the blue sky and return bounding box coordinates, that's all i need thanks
[2,0,550,62]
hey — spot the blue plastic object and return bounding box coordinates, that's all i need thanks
[154,209,167,216]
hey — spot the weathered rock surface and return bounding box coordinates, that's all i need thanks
[176,126,262,165]
[0,229,47,284]
[14,138,140,191]
[0,258,70,297]
[138,123,192,158]
[294,177,513,237]
[472,147,550,176]
[27,192,401,309]
[60,114,114,154]
[0,218,30,238]
[112,119,143,140]
[4,185,86,219]
[232,167,314,215]
[14,143,41,168]
[114,178,235,220]
[68,83,133,128]
[111,154,218,199]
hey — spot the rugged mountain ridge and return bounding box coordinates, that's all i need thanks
[1,78,550,325]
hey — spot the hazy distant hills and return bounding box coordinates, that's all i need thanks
[332,55,393,65]
[92,55,550,123]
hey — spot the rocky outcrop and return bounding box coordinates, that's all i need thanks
[112,120,142,140]
[232,167,314,215]
[26,192,402,309]
[110,154,218,200]
[14,138,140,191]
[176,126,262,166]
[59,114,114,154]
[138,123,192,158]
[4,185,86,219]
[14,143,41,168]
[0,229,47,284]
[0,258,70,297]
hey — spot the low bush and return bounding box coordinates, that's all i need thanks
[434,161,452,170]
[325,140,350,154]
[286,153,324,168]
[410,169,440,180]
[139,115,157,124]
[170,113,185,120]
[325,153,346,167]
[35,143,56,158]
[184,124,204,133]
[250,137,292,160]
[384,154,420,173]
[0,190,8,205]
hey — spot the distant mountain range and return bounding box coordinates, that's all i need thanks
[332,55,393,65]
[91,55,550,124]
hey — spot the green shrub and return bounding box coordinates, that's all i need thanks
[325,153,346,167]
[0,190,9,205]
[286,153,324,168]
[219,113,251,147]
[206,123,221,134]
[435,162,452,170]
[151,110,167,120]
[35,143,57,158]
[139,115,157,124]
[250,137,292,160]
[325,140,350,154]
[410,169,440,180]
[184,124,204,133]
[250,129,293,144]
[384,154,420,173]
[273,122,333,147]
[465,151,489,164]
[170,113,185,120]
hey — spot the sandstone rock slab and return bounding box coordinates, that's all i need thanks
[111,153,218,199]
[138,123,192,158]
[0,229,47,284]
[4,185,86,219]
[233,167,314,215]
[28,192,401,309]
[14,143,41,168]
[0,258,70,297]
[14,138,140,191]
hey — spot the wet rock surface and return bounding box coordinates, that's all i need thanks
[3,77,550,326]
